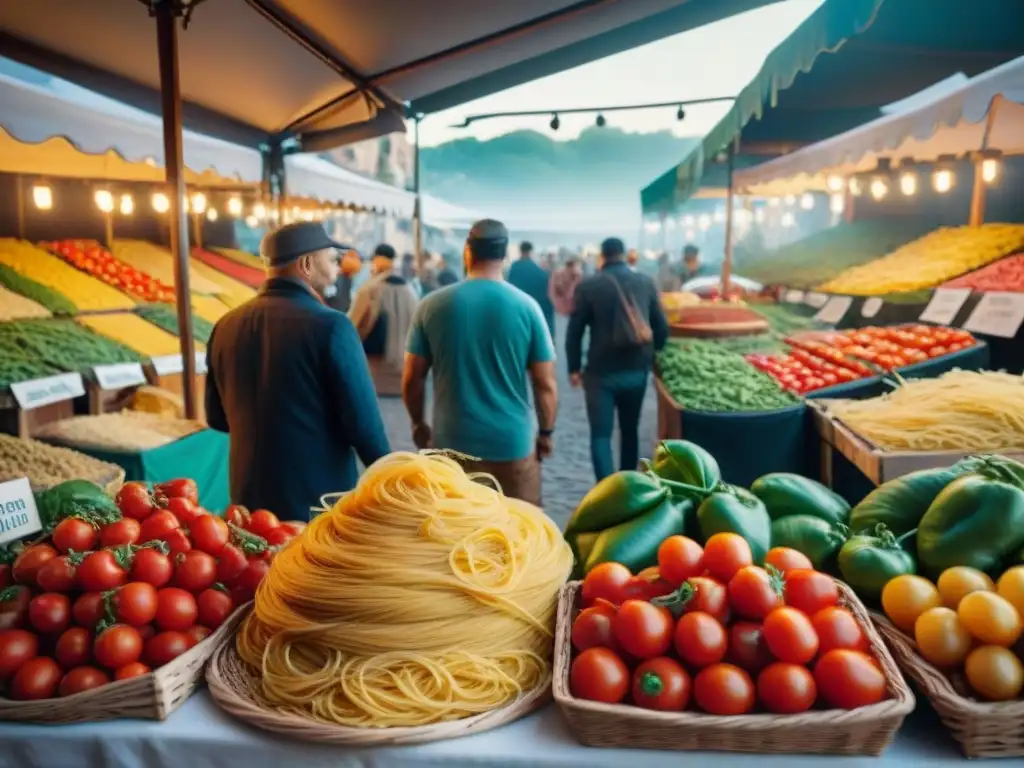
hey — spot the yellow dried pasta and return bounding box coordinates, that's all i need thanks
[77,313,190,357]
[192,295,230,323]
[111,239,225,296]
[189,258,255,308]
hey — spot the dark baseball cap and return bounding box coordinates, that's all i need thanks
[261,222,349,267]
[373,243,397,260]
[468,219,509,243]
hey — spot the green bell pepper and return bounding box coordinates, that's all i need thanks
[770,515,847,572]
[649,440,721,495]
[849,455,997,536]
[838,525,916,601]
[750,473,849,526]
[564,470,667,537]
[34,479,121,532]
[917,469,1024,576]
[579,497,691,577]
[697,486,771,564]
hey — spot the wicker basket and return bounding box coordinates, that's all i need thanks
[553,581,915,755]
[0,603,247,723]
[873,612,1024,758]
[205,606,550,746]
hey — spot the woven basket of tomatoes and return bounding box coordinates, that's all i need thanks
[872,568,1024,758]
[0,479,303,723]
[552,534,914,755]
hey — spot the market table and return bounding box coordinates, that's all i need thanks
[0,692,969,768]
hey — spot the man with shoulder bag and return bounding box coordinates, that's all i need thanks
[566,237,669,481]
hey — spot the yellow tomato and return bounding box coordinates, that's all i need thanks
[882,575,941,633]
[997,566,1024,618]
[958,591,1023,647]
[914,607,973,668]
[937,567,994,609]
[965,646,1024,701]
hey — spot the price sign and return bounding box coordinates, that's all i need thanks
[805,292,829,309]
[784,289,805,304]
[815,296,853,325]
[861,297,884,318]
[93,362,147,390]
[151,354,184,376]
[194,351,208,376]
[963,292,1024,338]
[10,372,85,410]
[919,288,971,326]
[0,478,42,545]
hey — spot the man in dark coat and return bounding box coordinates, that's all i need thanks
[205,221,391,521]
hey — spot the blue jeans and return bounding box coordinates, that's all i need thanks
[583,370,649,481]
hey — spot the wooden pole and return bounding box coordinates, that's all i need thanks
[156,1,197,419]
[104,213,114,250]
[15,176,25,239]
[413,116,423,268]
[721,145,736,293]
[968,96,1002,228]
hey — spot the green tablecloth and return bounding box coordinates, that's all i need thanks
[46,430,230,512]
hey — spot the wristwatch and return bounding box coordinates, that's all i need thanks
[539,428,554,437]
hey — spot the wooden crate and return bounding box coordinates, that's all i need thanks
[0,392,77,439]
[146,371,207,424]
[808,399,1024,486]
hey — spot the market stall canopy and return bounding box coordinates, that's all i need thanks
[284,155,415,217]
[0,0,780,152]
[0,71,262,185]
[420,195,484,230]
[734,55,1024,196]
[641,0,1024,214]
[643,153,781,208]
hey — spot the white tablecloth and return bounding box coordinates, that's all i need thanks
[0,693,967,768]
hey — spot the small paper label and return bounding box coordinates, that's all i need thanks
[861,297,884,318]
[805,292,829,309]
[784,289,805,304]
[93,363,147,390]
[962,292,1024,338]
[919,288,971,326]
[194,351,208,376]
[10,372,85,410]
[0,478,42,545]
[815,296,853,325]
[150,355,184,376]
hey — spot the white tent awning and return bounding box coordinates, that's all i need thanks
[735,55,1024,197]
[285,155,415,217]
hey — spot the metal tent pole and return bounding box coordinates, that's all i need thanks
[155,0,197,419]
[721,144,736,294]
[413,116,423,267]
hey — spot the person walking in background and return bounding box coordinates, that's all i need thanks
[324,248,363,313]
[206,221,390,521]
[627,248,639,271]
[507,240,556,339]
[549,257,582,317]
[437,252,460,287]
[400,252,423,296]
[402,220,558,506]
[681,244,711,284]
[657,251,682,293]
[567,237,669,482]
[349,244,419,396]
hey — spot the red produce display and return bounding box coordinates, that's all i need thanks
[944,253,1024,292]
[42,240,176,304]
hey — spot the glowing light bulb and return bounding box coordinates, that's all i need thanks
[932,169,954,194]
[253,202,267,219]
[899,172,918,197]
[152,193,170,213]
[829,194,845,214]
[94,189,114,213]
[119,194,134,216]
[981,158,1000,184]
[754,208,766,223]
[869,178,889,201]
[784,194,796,206]
[682,215,695,227]
[190,193,207,214]
[32,185,53,211]
[227,197,243,216]
[244,214,259,227]
[206,207,218,222]
[848,178,863,197]
[826,175,845,193]
[768,197,781,208]
[800,193,814,210]
[781,212,795,228]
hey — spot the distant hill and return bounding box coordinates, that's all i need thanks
[421,127,696,235]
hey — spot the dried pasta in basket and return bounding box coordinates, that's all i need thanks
[34,412,202,452]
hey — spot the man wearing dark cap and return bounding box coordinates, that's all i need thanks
[402,220,558,507]
[507,240,556,338]
[567,237,668,481]
[205,221,391,521]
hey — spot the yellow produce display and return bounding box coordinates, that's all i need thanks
[237,451,572,728]
[937,566,995,609]
[0,285,51,320]
[0,239,135,311]
[818,224,1024,295]
[34,411,202,452]
[192,294,230,323]
[76,313,187,357]
[216,246,265,271]
[131,385,185,419]
[189,258,256,308]
[112,239,225,296]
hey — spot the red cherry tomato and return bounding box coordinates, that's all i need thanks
[10,657,62,700]
[238,558,270,594]
[116,482,155,521]
[112,582,159,627]
[278,521,306,537]
[247,510,280,539]
[693,663,755,715]
[36,556,78,593]
[139,510,180,544]
[174,551,218,593]
[154,479,199,506]
[785,570,839,616]
[72,592,106,630]
[155,588,198,632]
[196,588,234,630]
[569,647,630,704]
[77,551,127,592]
[613,599,674,660]
[29,592,71,634]
[162,529,193,557]
[224,505,250,528]
[190,515,230,556]
[763,607,820,665]
[657,535,705,587]
[130,548,173,588]
[727,621,773,674]
[0,628,39,679]
[51,518,98,554]
[114,661,151,681]
[215,544,248,584]
[263,527,292,547]
[681,577,730,624]
[814,649,887,709]
[728,566,784,620]
[812,606,868,654]
[93,625,144,670]
[12,544,58,586]
[55,627,93,669]
[631,656,690,711]
[571,600,618,652]
[145,631,193,666]
[581,563,632,606]
[757,662,817,714]
[59,666,110,697]
[165,497,202,526]
[674,611,728,668]
[185,625,212,646]
[99,518,141,548]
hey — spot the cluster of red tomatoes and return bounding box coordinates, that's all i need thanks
[570,534,889,716]
[43,240,177,304]
[0,479,303,701]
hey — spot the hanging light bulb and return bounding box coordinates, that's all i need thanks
[190,192,207,214]
[829,194,845,214]
[94,189,115,213]
[676,105,686,121]
[826,175,845,193]
[206,207,218,222]
[932,168,954,194]
[899,172,918,197]
[981,157,1001,184]
[800,193,815,210]
[119,194,134,216]
[227,197,243,217]
[595,114,606,128]
[152,192,170,213]
[253,202,267,219]
[549,114,560,131]
[781,212,795,228]
[244,214,259,227]
[783,194,796,206]
[32,185,53,211]
[869,178,889,201]
[848,178,863,197]
[768,197,781,208]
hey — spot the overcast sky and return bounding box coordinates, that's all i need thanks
[419,0,824,147]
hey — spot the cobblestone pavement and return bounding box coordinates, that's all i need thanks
[377,315,657,528]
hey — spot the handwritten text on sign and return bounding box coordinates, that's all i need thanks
[0,478,42,545]
[816,296,853,325]
[963,292,1024,338]
[919,288,971,326]
[10,372,85,411]
[94,363,147,390]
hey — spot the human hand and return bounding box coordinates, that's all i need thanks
[412,423,432,450]
[536,434,553,460]
[569,373,582,389]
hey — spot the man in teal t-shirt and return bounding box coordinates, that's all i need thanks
[402,220,558,506]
